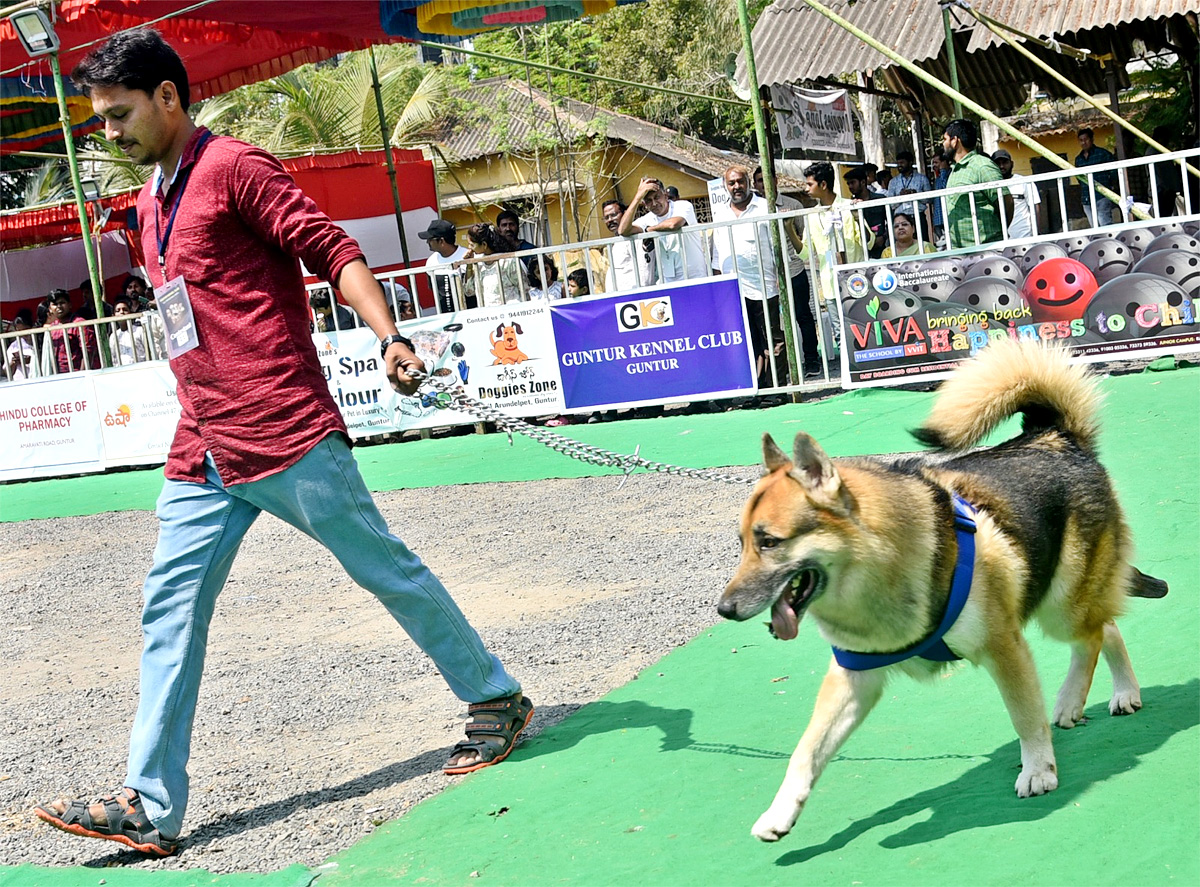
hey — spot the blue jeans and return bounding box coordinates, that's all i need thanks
[1083,193,1116,227]
[125,434,519,838]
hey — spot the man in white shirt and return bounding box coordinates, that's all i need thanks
[712,165,780,386]
[754,167,822,378]
[600,199,654,293]
[796,161,871,350]
[419,219,469,313]
[992,149,1041,240]
[5,309,41,382]
[617,177,709,283]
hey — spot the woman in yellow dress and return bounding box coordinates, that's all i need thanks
[881,211,938,259]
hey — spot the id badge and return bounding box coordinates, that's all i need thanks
[156,275,200,358]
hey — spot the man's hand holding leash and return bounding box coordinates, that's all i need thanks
[336,259,423,395]
[383,338,422,396]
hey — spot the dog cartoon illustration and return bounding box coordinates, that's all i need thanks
[489,322,529,365]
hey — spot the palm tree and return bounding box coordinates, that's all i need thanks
[198,45,449,155]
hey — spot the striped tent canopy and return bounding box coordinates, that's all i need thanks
[379,0,645,39]
[1,74,100,155]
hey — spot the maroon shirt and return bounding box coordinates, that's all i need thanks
[139,127,365,485]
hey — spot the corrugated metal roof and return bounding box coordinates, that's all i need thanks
[434,78,805,188]
[741,0,1199,119]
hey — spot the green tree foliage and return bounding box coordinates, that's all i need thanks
[195,44,447,154]
[463,0,764,151]
[1128,54,1196,148]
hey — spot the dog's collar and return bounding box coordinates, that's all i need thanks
[831,494,976,671]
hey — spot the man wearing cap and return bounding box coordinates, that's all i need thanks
[992,149,1041,240]
[420,219,469,313]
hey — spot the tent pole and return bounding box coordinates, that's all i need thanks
[737,0,798,395]
[49,49,110,364]
[941,4,964,118]
[369,46,411,267]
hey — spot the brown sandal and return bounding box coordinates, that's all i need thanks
[34,787,178,856]
[444,693,534,775]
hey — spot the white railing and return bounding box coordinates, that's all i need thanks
[9,147,1197,397]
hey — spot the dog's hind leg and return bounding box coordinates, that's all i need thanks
[1100,620,1142,716]
[751,661,886,842]
[1052,628,1103,728]
[982,634,1058,798]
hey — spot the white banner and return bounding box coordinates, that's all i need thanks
[0,375,104,481]
[92,363,180,465]
[770,85,856,155]
[315,301,566,434]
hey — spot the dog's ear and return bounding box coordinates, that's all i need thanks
[513,322,523,335]
[762,433,791,473]
[790,432,845,507]
[495,324,504,337]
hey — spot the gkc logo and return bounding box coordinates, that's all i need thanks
[616,297,674,332]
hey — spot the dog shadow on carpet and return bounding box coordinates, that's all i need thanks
[776,678,1199,866]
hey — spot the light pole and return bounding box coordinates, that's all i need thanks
[9,5,110,356]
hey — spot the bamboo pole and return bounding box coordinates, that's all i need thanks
[963,5,1199,181]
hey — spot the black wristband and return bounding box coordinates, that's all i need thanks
[380,333,414,359]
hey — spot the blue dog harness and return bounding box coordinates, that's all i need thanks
[831,495,977,671]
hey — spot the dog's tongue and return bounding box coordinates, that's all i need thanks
[771,596,799,641]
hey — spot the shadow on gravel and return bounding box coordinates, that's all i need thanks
[78,700,660,862]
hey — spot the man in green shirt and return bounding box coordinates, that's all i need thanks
[942,118,1004,249]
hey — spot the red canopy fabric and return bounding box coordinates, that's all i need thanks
[0,148,430,251]
[0,190,136,250]
[0,1,413,104]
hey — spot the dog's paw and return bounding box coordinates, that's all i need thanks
[751,804,801,842]
[1015,766,1058,798]
[1109,689,1142,716]
[1052,702,1086,729]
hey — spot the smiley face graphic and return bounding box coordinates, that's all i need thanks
[1021,257,1099,322]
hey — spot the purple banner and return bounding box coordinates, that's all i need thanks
[550,278,755,409]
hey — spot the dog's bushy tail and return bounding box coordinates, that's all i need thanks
[913,339,1102,453]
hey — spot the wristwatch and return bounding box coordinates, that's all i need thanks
[379,333,415,358]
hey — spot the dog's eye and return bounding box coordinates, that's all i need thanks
[758,534,782,551]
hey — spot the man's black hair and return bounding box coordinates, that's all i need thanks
[601,199,627,214]
[843,166,867,182]
[896,149,915,163]
[803,161,835,190]
[496,209,520,227]
[1078,127,1095,140]
[943,118,978,151]
[71,28,191,112]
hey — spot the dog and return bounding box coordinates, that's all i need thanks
[489,322,528,365]
[718,338,1168,843]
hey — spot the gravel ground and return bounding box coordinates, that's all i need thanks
[0,469,758,874]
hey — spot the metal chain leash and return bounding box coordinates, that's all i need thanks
[404,368,756,486]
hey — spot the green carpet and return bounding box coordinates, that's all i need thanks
[3,365,1197,886]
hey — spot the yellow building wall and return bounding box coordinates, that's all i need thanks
[997,123,1117,176]
[434,142,719,248]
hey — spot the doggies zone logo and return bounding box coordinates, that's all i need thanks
[616,297,674,332]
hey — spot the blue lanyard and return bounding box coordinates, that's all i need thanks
[155,130,213,270]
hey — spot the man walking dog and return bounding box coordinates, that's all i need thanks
[34,29,531,857]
